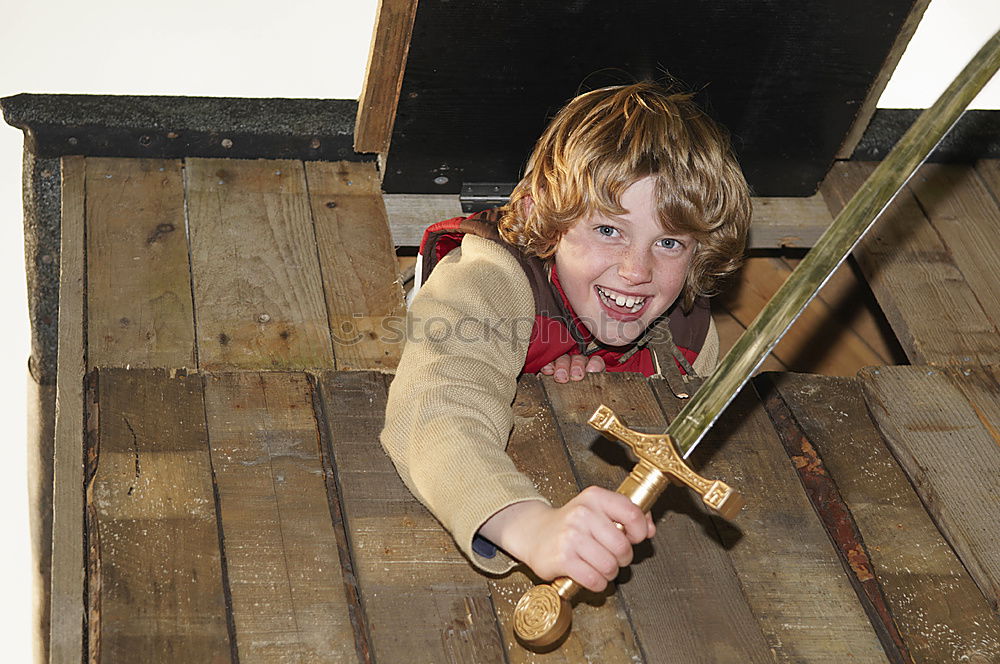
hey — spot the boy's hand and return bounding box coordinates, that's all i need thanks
[479,487,655,593]
[539,353,605,383]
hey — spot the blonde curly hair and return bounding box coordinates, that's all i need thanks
[499,82,752,310]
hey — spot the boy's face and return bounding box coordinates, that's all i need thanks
[553,177,695,347]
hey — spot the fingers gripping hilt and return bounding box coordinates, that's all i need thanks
[513,405,744,648]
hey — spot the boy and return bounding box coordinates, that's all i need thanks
[381,82,751,593]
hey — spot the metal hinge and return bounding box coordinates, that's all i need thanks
[460,182,515,213]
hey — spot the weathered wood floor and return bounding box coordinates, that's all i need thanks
[51,157,1000,663]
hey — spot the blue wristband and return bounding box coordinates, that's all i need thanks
[472,533,498,559]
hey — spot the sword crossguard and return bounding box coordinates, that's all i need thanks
[587,405,744,520]
[513,404,745,649]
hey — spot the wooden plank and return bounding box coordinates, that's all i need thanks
[383,193,463,246]
[860,365,1000,610]
[86,369,232,662]
[354,0,419,154]
[383,194,833,249]
[27,375,55,664]
[748,194,834,248]
[758,373,911,664]
[763,372,1000,662]
[493,375,643,663]
[50,155,86,664]
[908,163,1000,332]
[186,158,334,370]
[976,159,1000,204]
[85,158,196,369]
[316,371,505,663]
[700,383,888,661]
[711,307,788,373]
[835,0,931,159]
[306,161,405,371]
[543,374,774,663]
[780,254,902,365]
[821,161,1000,365]
[651,376,888,661]
[716,255,888,375]
[202,372,360,663]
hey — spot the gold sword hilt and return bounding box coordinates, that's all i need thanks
[513,404,744,648]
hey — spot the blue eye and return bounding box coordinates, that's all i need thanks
[658,238,680,249]
[597,225,616,236]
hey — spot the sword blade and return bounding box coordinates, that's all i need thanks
[671,29,1000,459]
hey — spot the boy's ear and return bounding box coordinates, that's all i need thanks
[520,194,534,218]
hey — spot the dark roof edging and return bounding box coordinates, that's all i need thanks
[1,93,374,161]
[852,108,1000,162]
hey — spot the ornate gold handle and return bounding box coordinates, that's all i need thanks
[513,405,744,648]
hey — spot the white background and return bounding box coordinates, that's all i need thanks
[0,1,997,660]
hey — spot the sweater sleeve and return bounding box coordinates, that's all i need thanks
[380,235,544,575]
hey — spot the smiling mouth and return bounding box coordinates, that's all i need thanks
[596,286,648,314]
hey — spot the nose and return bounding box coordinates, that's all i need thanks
[618,246,653,284]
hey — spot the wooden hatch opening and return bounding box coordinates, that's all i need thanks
[3,1,1000,662]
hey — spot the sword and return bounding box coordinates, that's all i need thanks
[513,28,1000,649]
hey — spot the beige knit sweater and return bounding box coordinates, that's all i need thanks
[380,235,719,574]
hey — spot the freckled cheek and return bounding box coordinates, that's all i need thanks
[652,259,690,299]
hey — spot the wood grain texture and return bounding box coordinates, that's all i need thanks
[354,0,419,153]
[835,0,931,159]
[692,384,887,662]
[716,255,889,375]
[821,161,999,365]
[383,193,463,246]
[711,307,788,373]
[86,369,232,663]
[655,371,891,661]
[780,255,903,365]
[86,158,196,369]
[26,375,55,664]
[766,372,1000,663]
[758,373,911,664]
[306,161,405,371]
[908,164,1000,333]
[976,159,1000,203]
[544,373,773,663]
[203,372,359,663]
[493,375,643,663]
[317,371,505,664]
[860,365,1000,611]
[51,155,87,664]
[186,158,334,370]
[748,194,834,248]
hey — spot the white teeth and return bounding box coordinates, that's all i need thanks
[598,287,646,311]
